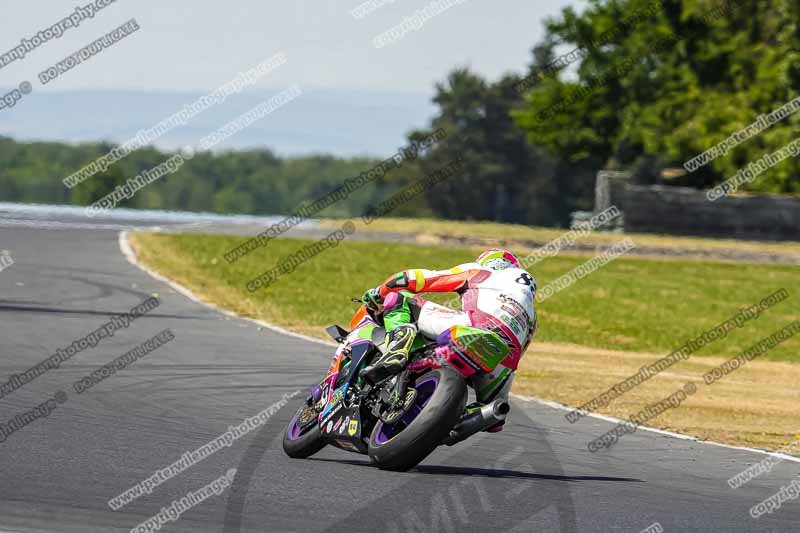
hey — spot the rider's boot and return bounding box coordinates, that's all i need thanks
[361,324,417,383]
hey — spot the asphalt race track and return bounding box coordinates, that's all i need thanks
[1,216,799,533]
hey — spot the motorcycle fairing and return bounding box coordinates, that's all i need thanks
[447,325,509,373]
[321,405,367,453]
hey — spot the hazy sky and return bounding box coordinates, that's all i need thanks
[0,0,580,95]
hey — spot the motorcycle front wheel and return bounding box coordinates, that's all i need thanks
[283,403,327,459]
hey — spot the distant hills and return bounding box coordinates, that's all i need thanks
[0,88,436,157]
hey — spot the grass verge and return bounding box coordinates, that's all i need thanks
[319,217,800,262]
[129,231,800,453]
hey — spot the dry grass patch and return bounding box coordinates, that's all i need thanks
[321,217,800,263]
[515,342,800,454]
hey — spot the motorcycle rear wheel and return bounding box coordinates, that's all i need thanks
[367,366,466,471]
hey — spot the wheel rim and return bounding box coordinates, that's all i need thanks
[372,374,439,446]
[287,406,317,441]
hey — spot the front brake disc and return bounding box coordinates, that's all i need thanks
[298,405,318,425]
[380,388,417,424]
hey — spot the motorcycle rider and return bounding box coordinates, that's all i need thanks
[360,249,538,432]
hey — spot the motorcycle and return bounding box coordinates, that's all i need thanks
[282,297,512,471]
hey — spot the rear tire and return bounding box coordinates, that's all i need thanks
[283,405,326,459]
[367,367,466,471]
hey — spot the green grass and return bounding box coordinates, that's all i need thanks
[132,232,800,361]
[319,216,800,256]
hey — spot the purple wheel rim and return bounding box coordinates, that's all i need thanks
[373,374,439,446]
[287,408,314,441]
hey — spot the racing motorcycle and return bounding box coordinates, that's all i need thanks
[282,297,511,471]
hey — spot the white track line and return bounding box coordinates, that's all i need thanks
[0,218,163,231]
[512,394,800,463]
[118,230,800,464]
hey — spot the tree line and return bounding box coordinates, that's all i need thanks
[1,0,797,227]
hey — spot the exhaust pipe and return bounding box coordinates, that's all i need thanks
[443,399,510,446]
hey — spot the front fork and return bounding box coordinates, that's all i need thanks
[371,368,416,423]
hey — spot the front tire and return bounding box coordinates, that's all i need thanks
[368,367,466,471]
[283,404,326,459]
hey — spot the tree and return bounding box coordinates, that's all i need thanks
[409,68,587,227]
[514,0,800,194]
[69,160,128,207]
